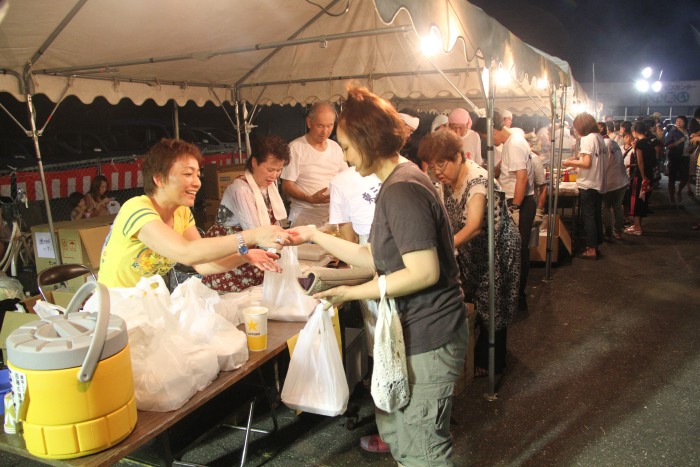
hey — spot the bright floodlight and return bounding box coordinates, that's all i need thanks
[635,79,649,92]
[495,67,510,85]
[420,28,442,56]
[641,67,652,79]
[571,101,585,114]
[536,78,549,89]
[651,80,662,92]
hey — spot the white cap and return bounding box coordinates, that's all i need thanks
[431,114,449,132]
[502,109,513,119]
[398,113,419,131]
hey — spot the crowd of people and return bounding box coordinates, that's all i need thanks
[85,91,700,465]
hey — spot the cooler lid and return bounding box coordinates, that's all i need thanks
[5,312,128,371]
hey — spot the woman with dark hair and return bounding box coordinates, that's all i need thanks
[664,115,690,203]
[84,174,113,217]
[289,87,467,466]
[626,121,656,235]
[202,135,291,292]
[99,138,288,288]
[563,112,607,259]
[419,129,519,377]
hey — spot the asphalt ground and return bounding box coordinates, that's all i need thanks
[2,177,698,467]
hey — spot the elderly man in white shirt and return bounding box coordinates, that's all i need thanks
[281,102,348,227]
[493,110,536,310]
[448,107,482,165]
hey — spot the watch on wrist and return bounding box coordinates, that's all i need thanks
[235,233,249,255]
[510,203,520,211]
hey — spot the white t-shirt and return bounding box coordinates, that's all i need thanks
[577,133,607,192]
[530,152,546,187]
[281,135,348,225]
[604,137,628,192]
[329,167,382,236]
[462,130,482,165]
[498,132,534,199]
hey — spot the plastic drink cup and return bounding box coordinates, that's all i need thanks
[242,306,268,351]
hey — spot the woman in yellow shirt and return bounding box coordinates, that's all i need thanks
[99,139,289,288]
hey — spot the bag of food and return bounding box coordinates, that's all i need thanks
[170,277,248,371]
[281,302,349,416]
[262,246,317,321]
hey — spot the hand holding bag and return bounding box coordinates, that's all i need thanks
[371,275,410,413]
[281,302,349,416]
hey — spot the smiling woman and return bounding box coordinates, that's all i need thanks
[98,138,290,289]
[202,135,291,293]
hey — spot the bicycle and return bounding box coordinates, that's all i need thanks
[0,166,35,277]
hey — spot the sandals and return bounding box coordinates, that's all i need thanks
[576,251,598,260]
[475,366,489,378]
[624,226,642,236]
[360,434,391,453]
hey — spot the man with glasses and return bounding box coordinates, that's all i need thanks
[493,111,536,312]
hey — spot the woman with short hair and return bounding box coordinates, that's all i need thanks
[419,129,520,377]
[202,135,290,292]
[99,138,288,288]
[289,87,467,466]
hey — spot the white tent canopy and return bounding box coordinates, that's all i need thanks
[0,0,593,115]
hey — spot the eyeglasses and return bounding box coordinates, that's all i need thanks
[427,159,450,174]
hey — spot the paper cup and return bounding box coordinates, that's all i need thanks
[242,306,268,351]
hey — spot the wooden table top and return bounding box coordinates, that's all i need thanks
[0,320,306,467]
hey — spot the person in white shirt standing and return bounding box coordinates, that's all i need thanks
[281,102,348,227]
[563,113,607,259]
[448,107,482,165]
[599,122,628,241]
[493,110,536,310]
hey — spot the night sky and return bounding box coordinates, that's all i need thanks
[469,0,700,83]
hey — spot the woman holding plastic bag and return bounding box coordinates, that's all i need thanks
[99,139,291,288]
[289,87,468,466]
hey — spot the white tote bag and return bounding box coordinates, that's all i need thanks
[371,275,410,413]
[281,302,349,416]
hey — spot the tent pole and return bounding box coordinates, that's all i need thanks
[485,64,498,401]
[26,92,61,266]
[547,87,567,277]
[172,101,180,139]
[242,104,252,157]
[545,87,567,279]
[544,87,557,278]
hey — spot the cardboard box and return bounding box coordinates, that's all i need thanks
[344,327,368,393]
[203,198,221,232]
[32,215,114,291]
[0,312,40,355]
[202,163,246,199]
[529,214,572,263]
[454,303,476,396]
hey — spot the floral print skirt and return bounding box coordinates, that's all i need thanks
[200,224,265,293]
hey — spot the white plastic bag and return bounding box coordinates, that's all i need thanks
[281,302,349,416]
[262,246,317,321]
[170,277,248,371]
[85,275,219,412]
[371,275,410,413]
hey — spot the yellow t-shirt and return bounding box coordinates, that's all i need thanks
[99,195,195,288]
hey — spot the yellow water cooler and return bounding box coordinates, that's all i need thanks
[5,281,137,459]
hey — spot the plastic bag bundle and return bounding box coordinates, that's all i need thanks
[371,275,410,413]
[262,246,317,321]
[281,302,349,416]
[170,277,248,371]
[84,276,220,412]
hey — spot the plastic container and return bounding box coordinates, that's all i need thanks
[5,282,137,459]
